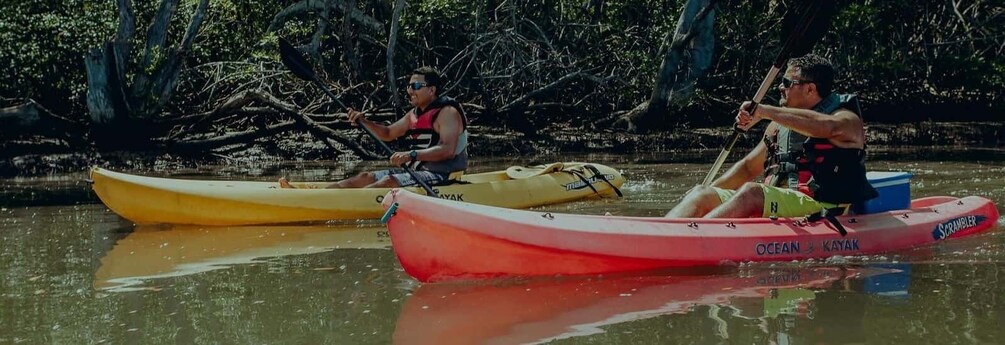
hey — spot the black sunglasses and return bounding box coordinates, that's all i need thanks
[780,77,813,88]
[407,82,429,91]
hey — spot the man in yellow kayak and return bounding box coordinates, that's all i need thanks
[280,66,469,188]
[666,54,877,218]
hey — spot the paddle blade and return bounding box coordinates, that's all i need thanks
[278,37,319,82]
[775,0,837,66]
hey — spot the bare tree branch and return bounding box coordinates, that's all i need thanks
[268,0,382,33]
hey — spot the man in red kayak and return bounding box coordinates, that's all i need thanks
[666,54,877,218]
[280,66,469,188]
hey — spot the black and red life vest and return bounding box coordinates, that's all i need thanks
[762,94,878,205]
[401,96,469,174]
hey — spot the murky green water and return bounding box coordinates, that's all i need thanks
[2,149,1004,344]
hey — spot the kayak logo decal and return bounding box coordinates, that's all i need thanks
[756,239,861,256]
[374,190,464,203]
[755,241,800,256]
[437,193,465,201]
[756,270,803,285]
[932,215,986,240]
[563,174,616,191]
[821,239,860,252]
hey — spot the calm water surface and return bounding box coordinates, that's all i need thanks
[2,149,1004,344]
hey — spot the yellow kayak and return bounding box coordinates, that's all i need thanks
[90,162,624,226]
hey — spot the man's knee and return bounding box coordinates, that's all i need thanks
[736,182,762,196]
[730,183,766,203]
[686,185,721,203]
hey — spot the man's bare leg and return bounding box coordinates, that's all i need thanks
[323,172,379,188]
[280,172,379,189]
[665,185,724,218]
[704,183,764,218]
[364,176,401,188]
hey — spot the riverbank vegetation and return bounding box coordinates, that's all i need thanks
[1,0,1002,176]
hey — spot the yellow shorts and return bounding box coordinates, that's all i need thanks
[712,184,839,218]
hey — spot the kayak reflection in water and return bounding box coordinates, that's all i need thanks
[93,224,389,292]
[280,66,470,189]
[393,265,910,344]
[667,54,878,219]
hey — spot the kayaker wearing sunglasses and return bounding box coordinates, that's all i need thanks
[280,66,469,189]
[666,54,877,219]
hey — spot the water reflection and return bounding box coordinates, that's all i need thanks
[95,224,390,292]
[394,265,910,344]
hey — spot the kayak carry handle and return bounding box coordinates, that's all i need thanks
[380,202,399,224]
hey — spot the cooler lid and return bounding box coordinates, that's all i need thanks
[866,171,913,185]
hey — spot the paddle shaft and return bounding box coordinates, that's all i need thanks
[700,67,780,186]
[282,39,439,197]
[701,0,833,186]
[306,78,397,156]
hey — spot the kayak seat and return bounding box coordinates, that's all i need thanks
[431,171,469,186]
[506,163,565,179]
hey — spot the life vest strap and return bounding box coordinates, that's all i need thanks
[806,205,850,237]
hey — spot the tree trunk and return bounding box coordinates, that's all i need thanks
[148,0,209,113]
[341,0,360,79]
[386,0,406,113]
[645,0,716,119]
[308,0,331,60]
[113,0,135,91]
[85,43,130,125]
[84,0,210,150]
[613,0,716,132]
[131,0,179,112]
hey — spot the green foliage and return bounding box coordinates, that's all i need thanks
[191,1,288,64]
[0,1,115,113]
[1,0,1002,124]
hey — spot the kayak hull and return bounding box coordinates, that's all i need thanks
[383,189,1000,282]
[90,162,623,226]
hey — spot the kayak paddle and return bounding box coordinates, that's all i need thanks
[277,37,440,197]
[700,0,837,186]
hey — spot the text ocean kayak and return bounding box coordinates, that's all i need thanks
[381,189,999,282]
[90,162,623,226]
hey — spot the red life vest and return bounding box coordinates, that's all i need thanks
[401,97,469,173]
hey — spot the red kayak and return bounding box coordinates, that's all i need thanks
[381,189,998,282]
